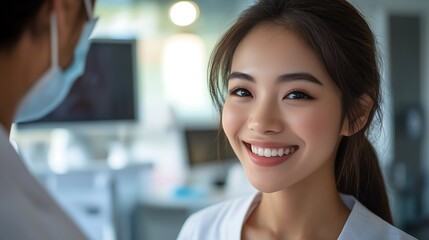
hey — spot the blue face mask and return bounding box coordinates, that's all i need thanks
[14,0,98,123]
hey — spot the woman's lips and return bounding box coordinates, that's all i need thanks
[244,142,298,167]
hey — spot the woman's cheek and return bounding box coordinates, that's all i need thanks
[287,107,339,141]
[222,101,244,142]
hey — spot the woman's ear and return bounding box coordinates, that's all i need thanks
[341,94,373,136]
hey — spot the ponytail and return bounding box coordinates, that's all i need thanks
[335,132,393,224]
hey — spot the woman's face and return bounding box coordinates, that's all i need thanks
[222,24,349,193]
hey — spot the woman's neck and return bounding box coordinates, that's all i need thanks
[243,162,350,240]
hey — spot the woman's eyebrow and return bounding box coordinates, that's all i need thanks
[227,71,323,86]
[277,72,323,86]
[227,72,254,81]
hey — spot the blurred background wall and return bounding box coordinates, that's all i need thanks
[9,0,429,239]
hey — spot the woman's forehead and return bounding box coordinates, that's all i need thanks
[230,23,332,87]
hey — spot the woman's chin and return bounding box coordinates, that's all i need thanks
[247,176,290,193]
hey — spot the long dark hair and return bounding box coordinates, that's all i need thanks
[208,0,392,223]
[0,0,45,51]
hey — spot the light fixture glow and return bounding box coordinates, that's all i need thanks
[162,33,206,116]
[169,1,199,27]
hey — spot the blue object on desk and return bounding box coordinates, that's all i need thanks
[173,186,207,198]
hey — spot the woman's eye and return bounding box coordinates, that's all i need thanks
[229,88,252,97]
[285,91,313,100]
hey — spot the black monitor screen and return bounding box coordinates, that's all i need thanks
[19,38,137,125]
[185,129,236,166]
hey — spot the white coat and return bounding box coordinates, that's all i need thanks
[0,126,88,240]
[178,192,417,240]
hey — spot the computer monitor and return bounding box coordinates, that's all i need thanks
[17,38,139,129]
[184,128,236,167]
[183,128,237,187]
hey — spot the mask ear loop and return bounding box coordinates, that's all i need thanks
[83,0,93,19]
[50,13,59,67]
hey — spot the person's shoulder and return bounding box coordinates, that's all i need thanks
[177,193,258,240]
[339,194,418,240]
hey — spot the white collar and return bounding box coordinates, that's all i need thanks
[237,192,415,240]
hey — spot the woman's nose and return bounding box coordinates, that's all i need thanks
[247,100,283,134]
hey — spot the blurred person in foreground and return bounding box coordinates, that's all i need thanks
[0,0,97,239]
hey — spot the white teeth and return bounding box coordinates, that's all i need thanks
[258,148,264,156]
[271,149,278,156]
[264,149,270,157]
[250,145,297,157]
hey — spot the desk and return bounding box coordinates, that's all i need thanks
[35,163,154,240]
[133,162,256,240]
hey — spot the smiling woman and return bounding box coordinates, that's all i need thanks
[224,24,345,197]
[177,0,417,239]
